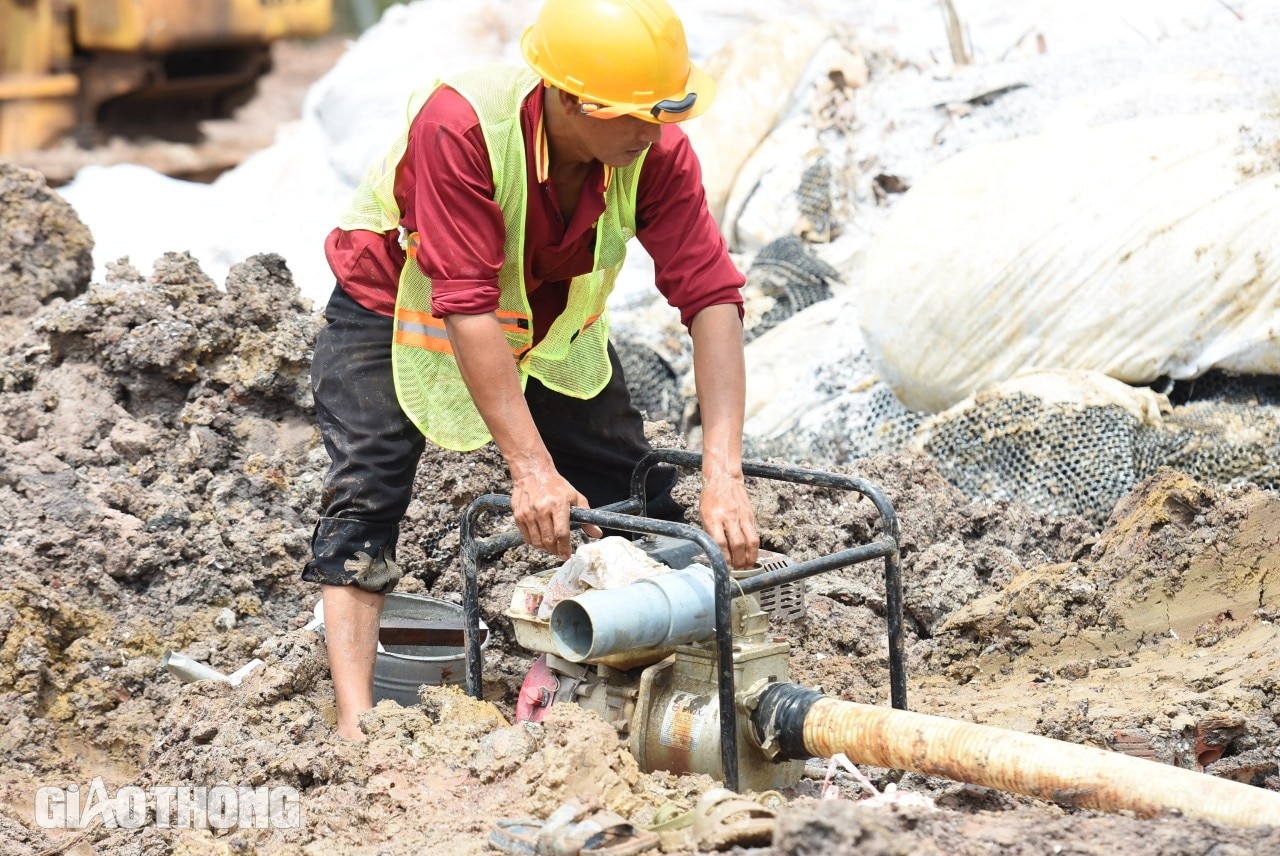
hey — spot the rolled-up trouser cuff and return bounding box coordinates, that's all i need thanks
[302,516,403,594]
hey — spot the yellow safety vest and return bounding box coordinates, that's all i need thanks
[338,65,646,451]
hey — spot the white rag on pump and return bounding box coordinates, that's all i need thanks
[536,537,668,621]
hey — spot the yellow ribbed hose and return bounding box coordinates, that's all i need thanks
[801,697,1280,827]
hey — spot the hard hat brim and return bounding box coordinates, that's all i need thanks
[569,63,717,124]
[521,24,718,124]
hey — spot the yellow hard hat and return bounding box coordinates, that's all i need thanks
[520,0,717,124]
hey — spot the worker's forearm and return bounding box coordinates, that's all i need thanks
[444,313,552,479]
[690,303,747,479]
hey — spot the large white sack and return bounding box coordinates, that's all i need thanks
[856,110,1280,414]
[720,34,865,255]
[305,0,537,187]
[682,20,837,227]
[742,296,847,427]
[59,164,223,279]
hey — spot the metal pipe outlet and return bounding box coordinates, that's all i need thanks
[550,565,717,662]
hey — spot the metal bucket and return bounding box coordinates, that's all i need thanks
[312,592,488,707]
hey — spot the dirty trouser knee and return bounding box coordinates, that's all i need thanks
[525,343,684,524]
[303,284,422,594]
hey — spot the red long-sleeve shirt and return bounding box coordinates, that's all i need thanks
[324,78,744,343]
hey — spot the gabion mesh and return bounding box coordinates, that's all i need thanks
[742,235,841,344]
[923,383,1280,526]
[613,330,683,427]
[1173,371,1280,405]
[920,393,1147,525]
[1159,399,1280,491]
[746,353,925,466]
[749,368,1280,527]
[797,158,836,243]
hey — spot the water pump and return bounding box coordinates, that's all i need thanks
[459,449,907,793]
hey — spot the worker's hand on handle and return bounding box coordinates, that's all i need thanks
[445,311,602,559]
[700,472,759,570]
[511,465,602,560]
[688,303,757,570]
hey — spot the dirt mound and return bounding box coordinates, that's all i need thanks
[0,165,93,342]
[0,245,328,850]
[924,471,1280,779]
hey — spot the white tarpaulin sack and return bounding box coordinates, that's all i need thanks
[683,20,837,226]
[855,111,1280,414]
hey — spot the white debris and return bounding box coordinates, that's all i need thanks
[536,537,668,621]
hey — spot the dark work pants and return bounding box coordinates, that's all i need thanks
[302,284,680,592]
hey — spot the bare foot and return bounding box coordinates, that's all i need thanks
[337,722,367,743]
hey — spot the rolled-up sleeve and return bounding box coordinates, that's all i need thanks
[397,88,506,317]
[635,125,745,329]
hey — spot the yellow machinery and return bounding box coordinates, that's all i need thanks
[0,0,333,155]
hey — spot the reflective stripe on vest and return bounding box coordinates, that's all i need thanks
[339,64,644,451]
[393,308,450,354]
[394,304,531,356]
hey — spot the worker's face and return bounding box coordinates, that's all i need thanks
[580,112,663,167]
[558,91,663,167]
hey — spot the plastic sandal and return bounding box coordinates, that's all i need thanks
[645,801,695,833]
[643,800,698,851]
[488,796,660,856]
[489,798,597,855]
[690,787,778,850]
[488,817,541,854]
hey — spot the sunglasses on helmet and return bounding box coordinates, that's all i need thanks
[578,92,698,124]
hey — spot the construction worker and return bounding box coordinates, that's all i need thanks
[304,0,759,741]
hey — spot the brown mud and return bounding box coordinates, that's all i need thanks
[1,165,1277,854]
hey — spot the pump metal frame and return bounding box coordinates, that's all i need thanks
[458,449,905,792]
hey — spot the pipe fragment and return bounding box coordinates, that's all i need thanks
[162,652,263,686]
